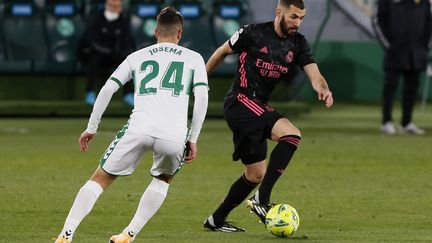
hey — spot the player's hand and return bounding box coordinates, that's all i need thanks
[318,88,333,108]
[183,141,197,164]
[79,131,95,152]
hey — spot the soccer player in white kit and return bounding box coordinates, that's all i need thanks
[54,7,208,243]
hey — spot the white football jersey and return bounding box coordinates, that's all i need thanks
[109,42,208,142]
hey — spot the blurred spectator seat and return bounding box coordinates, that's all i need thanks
[34,0,85,74]
[0,0,47,73]
[210,0,250,75]
[0,30,4,63]
[0,0,5,62]
[172,0,215,61]
[211,0,248,46]
[129,0,164,49]
[84,0,106,20]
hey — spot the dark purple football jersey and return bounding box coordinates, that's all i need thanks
[227,22,315,103]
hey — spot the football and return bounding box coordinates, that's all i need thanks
[265,203,300,237]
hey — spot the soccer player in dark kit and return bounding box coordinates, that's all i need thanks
[203,0,333,232]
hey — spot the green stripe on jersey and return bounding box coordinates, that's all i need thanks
[132,70,136,89]
[193,82,208,88]
[186,69,194,96]
[99,122,129,167]
[109,77,123,87]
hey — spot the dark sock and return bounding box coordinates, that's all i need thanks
[211,174,258,226]
[258,135,301,205]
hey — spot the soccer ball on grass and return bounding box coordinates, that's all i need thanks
[265,203,300,237]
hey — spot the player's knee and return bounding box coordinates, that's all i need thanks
[253,173,265,183]
[280,124,300,137]
[272,127,301,141]
[245,170,265,183]
[289,127,301,137]
[272,119,301,140]
[155,174,173,184]
[90,168,117,190]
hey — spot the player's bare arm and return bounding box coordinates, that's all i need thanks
[79,131,95,152]
[304,63,333,108]
[206,41,234,74]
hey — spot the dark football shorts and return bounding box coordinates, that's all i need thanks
[224,93,282,165]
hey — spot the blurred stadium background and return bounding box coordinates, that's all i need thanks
[0,0,431,116]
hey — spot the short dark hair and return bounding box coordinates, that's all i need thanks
[279,0,305,9]
[156,7,184,37]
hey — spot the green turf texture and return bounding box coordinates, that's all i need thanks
[1,104,431,243]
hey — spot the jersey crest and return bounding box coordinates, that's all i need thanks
[285,51,294,63]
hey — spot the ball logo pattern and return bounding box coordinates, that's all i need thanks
[265,204,300,237]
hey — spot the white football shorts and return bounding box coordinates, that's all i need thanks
[99,126,186,177]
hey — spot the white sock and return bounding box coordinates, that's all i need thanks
[254,190,260,203]
[206,215,216,227]
[122,178,169,239]
[58,180,103,241]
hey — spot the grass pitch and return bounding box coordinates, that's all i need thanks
[1,103,431,243]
